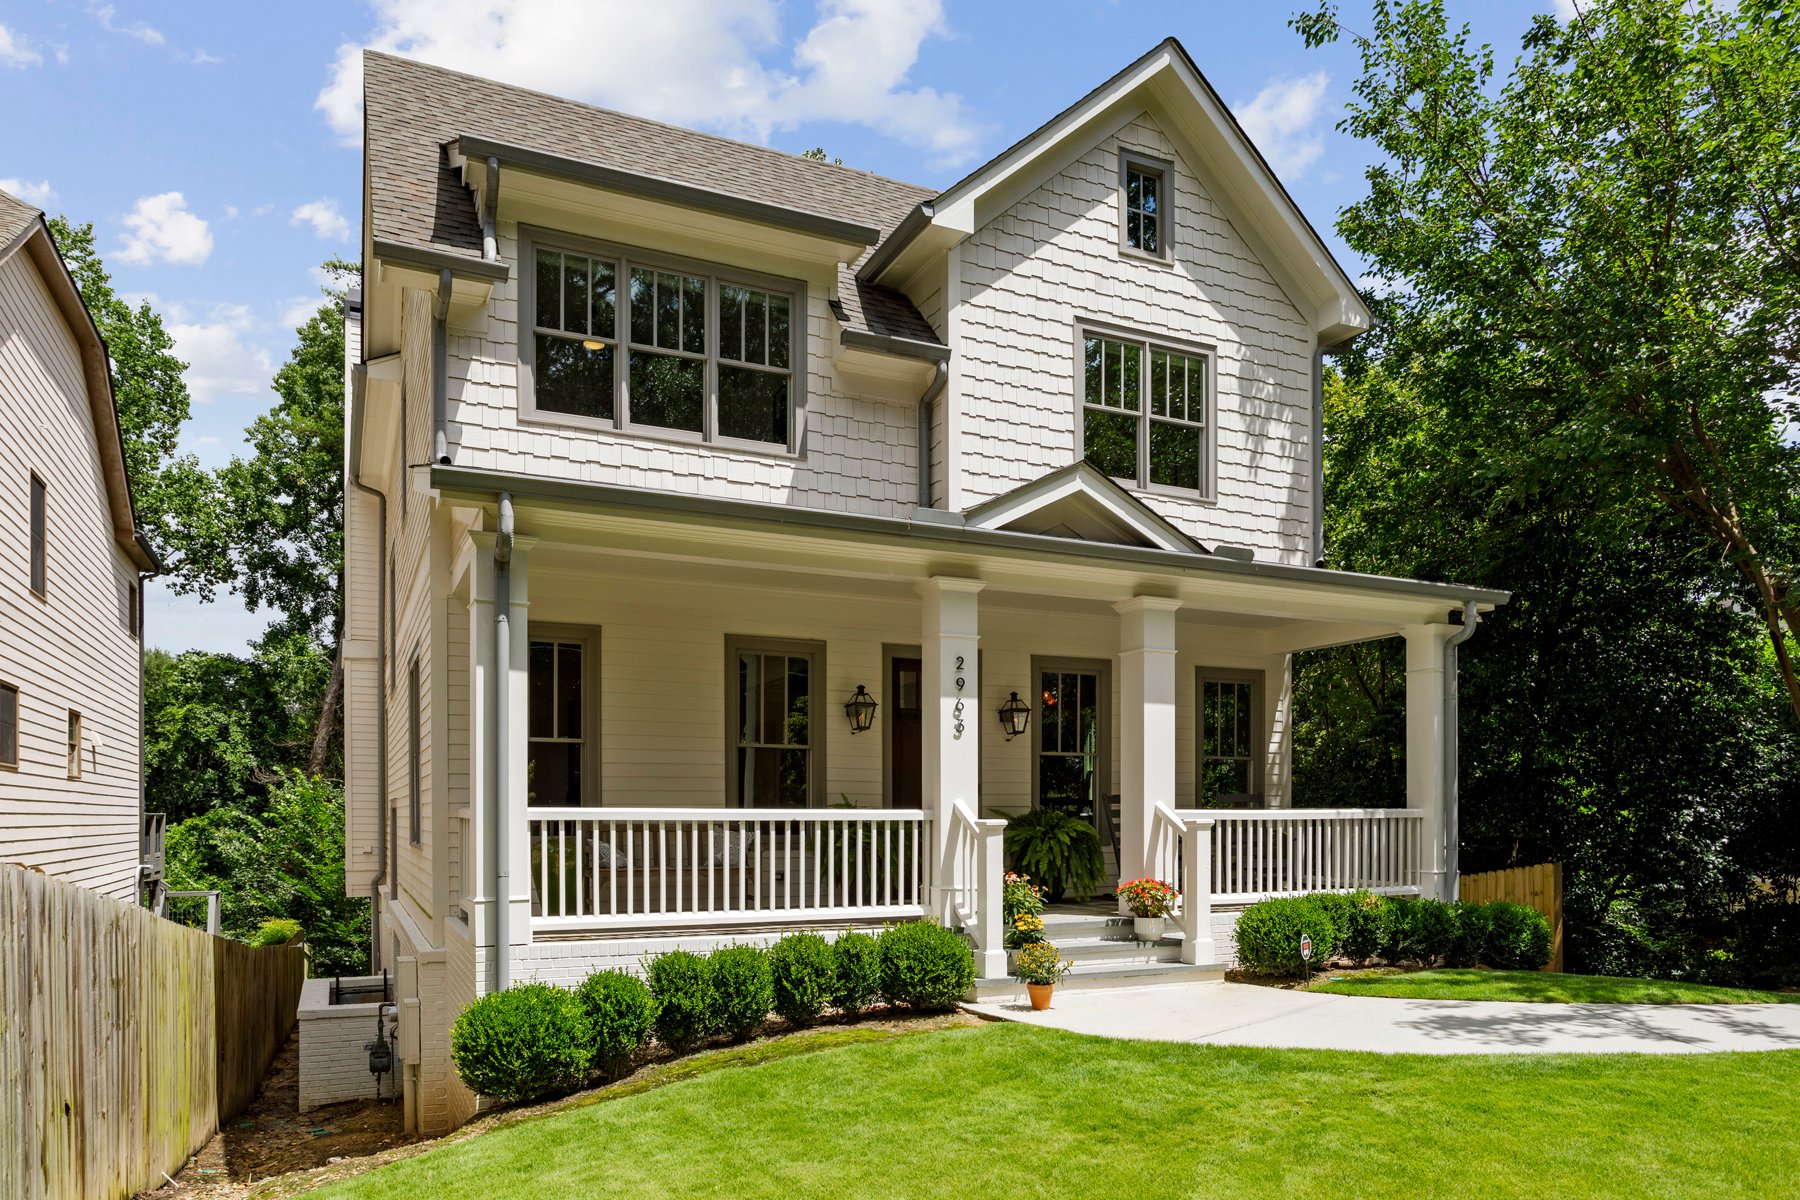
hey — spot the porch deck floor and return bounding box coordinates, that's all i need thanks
[965,982,1800,1055]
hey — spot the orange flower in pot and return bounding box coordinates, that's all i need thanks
[1116,878,1180,942]
[1013,942,1073,1010]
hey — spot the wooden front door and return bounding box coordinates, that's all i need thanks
[890,657,922,808]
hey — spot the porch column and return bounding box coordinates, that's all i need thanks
[1403,623,1459,902]
[469,531,535,993]
[1115,596,1181,891]
[920,576,983,920]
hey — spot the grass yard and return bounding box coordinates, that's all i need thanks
[1311,968,1800,1005]
[304,1022,1800,1199]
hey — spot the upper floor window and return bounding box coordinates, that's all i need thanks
[66,709,81,779]
[1120,153,1170,260]
[0,682,17,768]
[526,234,801,452]
[28,472,46,597]
[1080,330,1211,496]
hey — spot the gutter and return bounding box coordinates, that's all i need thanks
[348,362,391,971]
[1443,600,1481,899]
[916,359,949,509]
[493,493,515,991]
[432,269,452,464]
[855,201,935,284]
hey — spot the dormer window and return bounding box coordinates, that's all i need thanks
[1119,152,1171,260]
[524,231,804,453]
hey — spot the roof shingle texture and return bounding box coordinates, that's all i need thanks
[364,52,941,344]
[0,186,43,247]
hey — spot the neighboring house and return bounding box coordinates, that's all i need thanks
[346,41,1508,1132]
[0,187,161,905]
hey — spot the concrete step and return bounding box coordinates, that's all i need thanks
[967,959,1227,1003]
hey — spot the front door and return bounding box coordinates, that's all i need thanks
[890,657,922,808]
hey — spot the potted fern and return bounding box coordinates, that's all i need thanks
[1116,878,1180,942]
[1003,809,1105,903]
[1013,941,1073,1010]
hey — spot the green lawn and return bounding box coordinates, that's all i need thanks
[1312,968,1800,1005]
[305,1023,1800,1199]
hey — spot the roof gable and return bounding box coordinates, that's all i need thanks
[962,462,1201,554]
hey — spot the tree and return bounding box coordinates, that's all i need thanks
[1294,0,1800,720]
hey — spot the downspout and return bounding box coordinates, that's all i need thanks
[432,268,452,464]
[480,157,501,262]
[493,492,515,991]
[1442,600,1480,900]
[349,362,391,971]
[916,359,948,510]
[1311,341,1326,567]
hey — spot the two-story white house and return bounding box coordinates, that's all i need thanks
[345,41,1507,1132]
[0,187,161,904]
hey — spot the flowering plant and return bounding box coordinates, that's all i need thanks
[1012,941,1073,986]
[1007,910,1047,949]
[1116,878,1180,919]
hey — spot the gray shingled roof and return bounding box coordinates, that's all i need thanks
[364,52,940,345]
[0,186,43,247]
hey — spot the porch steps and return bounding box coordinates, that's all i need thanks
[964,908,1227,1001]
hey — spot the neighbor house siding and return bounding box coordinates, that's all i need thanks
[953,114,1317,563]
[343,305,384,893]
[0,247,142,902]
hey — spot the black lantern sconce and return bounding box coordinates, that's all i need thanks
[998,691,1032,740]
[844,685,878,734]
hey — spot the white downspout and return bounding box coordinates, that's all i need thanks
[432,269,452,464]
[1443,600,1480,899]
[493,492,515,990]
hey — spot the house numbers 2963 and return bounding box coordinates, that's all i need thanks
[953,654,966,739]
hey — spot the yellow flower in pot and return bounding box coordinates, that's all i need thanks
[1013,941,1073,1010]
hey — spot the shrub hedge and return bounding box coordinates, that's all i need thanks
[877,921,976,1010]
[574,969,657,1079]
[647,949,716,1053]
[450,983,591,1102]
[831,931,883,1015]
[769,932,837,1027]
[1484,901,1555,970]
[708,944,775,1041]
[1234,892,1554,976]
[1233,896,1342,977]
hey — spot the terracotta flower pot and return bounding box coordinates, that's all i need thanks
[1026,982,1055,1010]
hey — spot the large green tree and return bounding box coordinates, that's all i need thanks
[1294,0,1800,720]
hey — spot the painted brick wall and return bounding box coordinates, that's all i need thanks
[297,979,392,1112]
[953,114,1318,564]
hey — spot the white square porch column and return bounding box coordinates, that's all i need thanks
[468,531,534,993]
[920,577,983,920]
[1404,623,1459,902]
[1115,596,1181,891]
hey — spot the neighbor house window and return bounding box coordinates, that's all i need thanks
[527,630,596,807]
[527,237,800,450]
[728,638,820,808]
[1197,670,1261,806]
[408,655,421,844]
[125,581,139,638]
[1120,154,1170,258]
[0,683,17,768]
[1081,331,1210,494]
[29,473,47,597]
[66,710,81,779]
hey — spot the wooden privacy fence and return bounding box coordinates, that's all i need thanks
[1462,862,1565,972]
[0,863,306,1200]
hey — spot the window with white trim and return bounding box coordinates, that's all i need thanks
[1080,331,1209,494]
[528,239,798,449]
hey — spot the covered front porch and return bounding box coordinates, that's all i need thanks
[437,466,1502,986]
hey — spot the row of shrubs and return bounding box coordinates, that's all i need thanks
[451,920,975,1102]
[1234,891,1554,977]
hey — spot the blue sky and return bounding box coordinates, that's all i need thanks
[0,0,1561,655]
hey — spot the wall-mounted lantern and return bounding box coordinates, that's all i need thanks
[998,691,1032,740]
[844,685,878,734]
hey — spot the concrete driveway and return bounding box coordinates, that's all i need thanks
[964,981,1800,1054]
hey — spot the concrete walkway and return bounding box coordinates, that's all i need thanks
[965,981,1800,1055]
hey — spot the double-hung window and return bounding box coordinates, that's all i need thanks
[528,237,800,451]
[1198,670,1262,806]
[1120,154,1170,259]
[527,630,595,807]
[728,638,819,808]
[1080,330,1211,495]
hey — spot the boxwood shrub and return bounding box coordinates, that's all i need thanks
[1447,900,1493,969]
[1483,900,1554,970]
[1233,896,1341,977]
[646,949,716,1053]
[574,968,657,1079]
[1389,898,1460,965]
[832,930,883,1014]
[1314,891,1388,964]
[450,982,591,1102]
[769,932,837,1027]
[877,921,975,1010]
[708,944,774,1041]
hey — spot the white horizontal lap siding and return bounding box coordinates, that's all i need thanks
[443,226,918,516]
[955,116,1316,564]
[0,249,142,902]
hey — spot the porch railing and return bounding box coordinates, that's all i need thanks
[945,800,1007,975]
[527,807,927,932]
[1208,808,1424,905]
[1147,804,1214,964]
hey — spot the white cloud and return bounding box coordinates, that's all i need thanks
[92,4,165,46]
[291,197,350,241]
[190,48,223,65]
[1237,71,1330,181]
[166,302,275,408]
[280,295,322,328]
[117,192,213,266]
[316,0,984,166]
[0,178,56,207]
[0,23,43,67]
[1552,0,1581,20]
